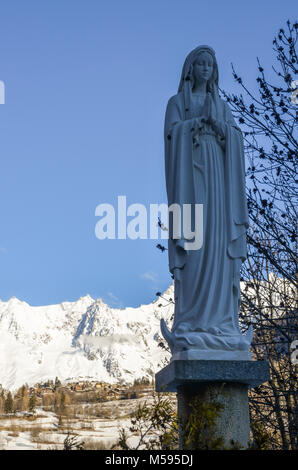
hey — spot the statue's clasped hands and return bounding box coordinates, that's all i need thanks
[206,117,225,140]
[191,115,225,148]
[190,116,206,147]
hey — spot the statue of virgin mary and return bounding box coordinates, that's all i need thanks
[161,45,253,360]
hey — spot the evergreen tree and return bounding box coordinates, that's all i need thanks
[54,377,61,390]
[60,391,66,414]
[4,392,14,414]
[29,395,36,413]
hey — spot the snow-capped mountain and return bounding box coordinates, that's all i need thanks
[0,288,173,390]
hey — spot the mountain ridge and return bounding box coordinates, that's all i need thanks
[0,287,173,390]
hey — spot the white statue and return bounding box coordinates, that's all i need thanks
[161,45,253,361]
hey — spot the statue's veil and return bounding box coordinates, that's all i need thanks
[178,45,222,121]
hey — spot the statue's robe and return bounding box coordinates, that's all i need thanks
[162,91,252,356]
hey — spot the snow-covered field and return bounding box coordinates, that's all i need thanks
[0,392,175,450]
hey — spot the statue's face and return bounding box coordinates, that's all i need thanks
[193,51,214,84]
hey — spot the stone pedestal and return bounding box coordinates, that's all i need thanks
[155,360,270,450]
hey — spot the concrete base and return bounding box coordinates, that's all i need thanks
[156,359,270,392]
[155,360,270,450]
[177,382,250,449]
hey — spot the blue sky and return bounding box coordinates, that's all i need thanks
[0,0,295,307]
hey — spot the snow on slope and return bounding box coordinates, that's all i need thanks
[0,288,173,390]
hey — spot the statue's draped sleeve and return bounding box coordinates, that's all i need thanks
[223,101,249,262]
[164,93,197,275]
